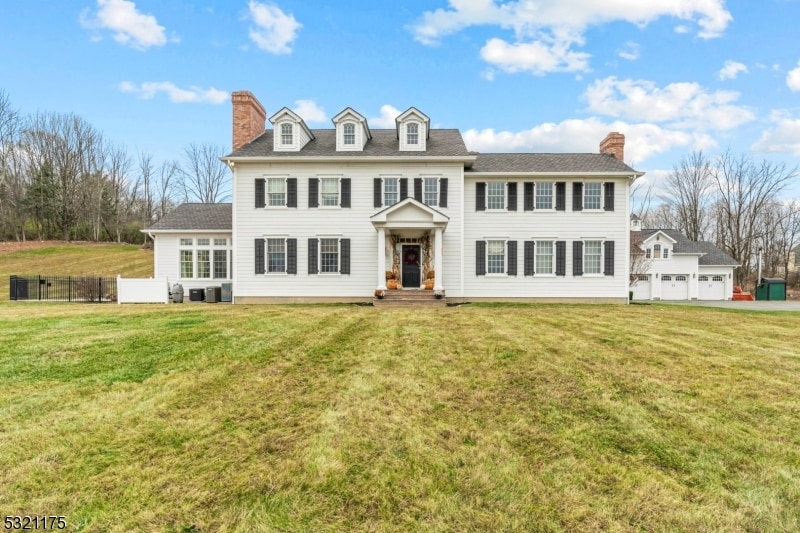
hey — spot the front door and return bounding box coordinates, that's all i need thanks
[402,245,421,288]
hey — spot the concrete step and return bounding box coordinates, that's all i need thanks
[374,289,447,307]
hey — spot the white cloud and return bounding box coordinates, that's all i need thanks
[409,0,731,74]
[292,100,326,123]
[787,61,800,91]
[462,117,715,166]
[119,81,228,104]
[617,41,640,61]
[718,60,748,80]
[247,1,301,54]
[369,105,402,128]
[583,76,755,131]
[80,0,168,50]
[752,111,800,155]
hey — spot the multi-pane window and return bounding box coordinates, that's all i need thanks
[584,183,602,210]
[320,178,340,207]
[663,248,670,259]
[712,275,724,282]
[281,123,293,145]
[197,250,211,278]
[197,238,210,246]
[584,241,602,274]
[320,238,339,273]
[180,238,193,246]
[214,238,227,246]
[343,123,355,145]
[213,250,227,279]
[384,177,399,206]
[535,182,553,210]
[487,182,505,210]
[487,240,505,274]
[267,238,286,273]
[407,123,418,145]
[653,244,661,259]
[645,248,652,259]
[180,250,193,278]
[423,177,438,206]
[536,241,554,274]
[267,178,286,206]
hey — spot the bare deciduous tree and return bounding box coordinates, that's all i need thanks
[180,143,230,203]
[662,150,714,241]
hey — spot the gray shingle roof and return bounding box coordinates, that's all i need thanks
[468,153,640,174]
[147,203,232,231]
[226,129,469,158]
[640,229,739,266]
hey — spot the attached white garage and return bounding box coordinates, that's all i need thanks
[631,275,651,300]
[698,275,726,300]
[661,274,689,300]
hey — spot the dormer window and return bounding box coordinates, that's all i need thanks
[653,244,662,259]
[343,123,355,145]
[407,123,419,145]
[280,123,293,145]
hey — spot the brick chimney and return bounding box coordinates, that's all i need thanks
[232,91,266,151]
[599,132,625,162]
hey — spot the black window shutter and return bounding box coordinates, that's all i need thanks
[476,240,486,276]
[555,182,566,211]
[340,238,350,274]
[374,178,382,208]
[439,178,448,208]
[414,178,423,202]
[255,238,265,274]
[573,241,583,276]
[287,238,297,274]
[341,178,351,208]
[507,182,518,211]
[400,178,409,200]
[309,178,319,208]
[524,182,534,211]
[507,241,517,276]
[308,238,318,274]
[255,178,265,208]
[555,241,566,276]
[524,241,535,276]
[604,240,615,276]
[287,178,297,208]
[604,182,615,211]
[476,182,486,211]
[573,182,583,211]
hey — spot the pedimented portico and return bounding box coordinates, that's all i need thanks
[370,198,449,292]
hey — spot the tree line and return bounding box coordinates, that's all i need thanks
[635,150,800,287]
[0,90,230,243]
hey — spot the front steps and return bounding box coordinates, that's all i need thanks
[373,289,447,307]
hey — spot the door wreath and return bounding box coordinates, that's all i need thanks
[404,249,418,264]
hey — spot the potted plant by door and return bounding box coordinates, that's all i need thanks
[386,270,398,290]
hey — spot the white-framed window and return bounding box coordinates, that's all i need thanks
[320,238,340,273]
[712,275,724,282]
[423,177,438,206]
[383,177,399,207]
[584,182,602,210]
[653,244,662,259]
[280,123,293,145]
[645,248,652,259]
[267,238,287,273]
[663,248,670,259]
[179,236,231,279]
[584,240,602,274]
[407,123,418,145]
[675,275,688,282]
[535,182,553,210]
[487,182,505,210]
[343,123,355,145]
[267,178,286,207]
[487,240,505,274]
[536,241,554,274]
[320,177,340,207]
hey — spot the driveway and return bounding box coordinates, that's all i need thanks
[656,300,800,312]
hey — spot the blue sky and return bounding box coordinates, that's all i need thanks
[2,0,800,196]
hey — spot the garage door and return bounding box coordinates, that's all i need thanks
[698,275,726,300]
[631,275,651,300]
[661,274,689,300]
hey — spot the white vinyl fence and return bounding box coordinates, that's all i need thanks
[117,276,170,304]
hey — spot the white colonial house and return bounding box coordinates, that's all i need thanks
[630,217,739,301]
[146,91,645,304]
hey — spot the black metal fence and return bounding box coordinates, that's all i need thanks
[9,275,117,303]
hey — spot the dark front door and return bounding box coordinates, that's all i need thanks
[402,245,421,288]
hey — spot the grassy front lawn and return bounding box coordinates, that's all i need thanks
[1,302,799,532]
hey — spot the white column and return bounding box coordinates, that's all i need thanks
[434,227,443,291]
[377,227,387,290]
